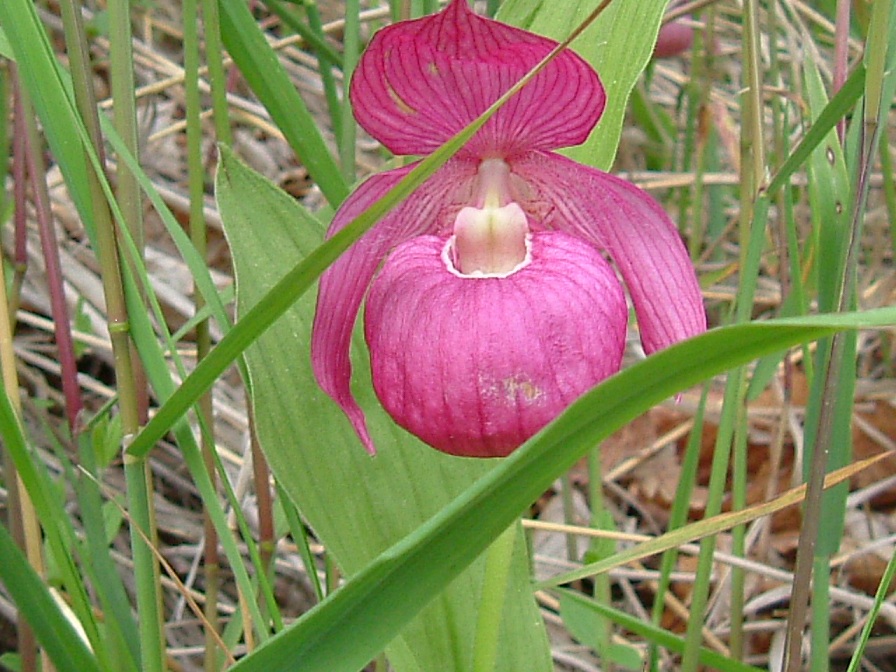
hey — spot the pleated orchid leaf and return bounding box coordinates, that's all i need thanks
[312,0,706,457]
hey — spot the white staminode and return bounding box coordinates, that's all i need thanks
[446,158,531,277]
[446,202,532,277]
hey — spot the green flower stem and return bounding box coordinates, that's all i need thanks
[108,0,145,253]
[183,0,224,664]
[58,1,163,669]
[123,453,165,672]
[201,0,233,146]
[339,0,360,182]
[472,522,518,672]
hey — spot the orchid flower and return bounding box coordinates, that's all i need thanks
[311,0,706,458]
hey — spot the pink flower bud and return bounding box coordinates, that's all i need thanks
[653,19,694,59]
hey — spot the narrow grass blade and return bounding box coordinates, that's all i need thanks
[558,589,765,672]
[225,309,896,672]
[0,391,103,672]
[217,0,348,205]
[0,523,101,672]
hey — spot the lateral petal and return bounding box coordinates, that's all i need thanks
[351,0,604,158]
[512,151,706,353]
[311,158,478,453]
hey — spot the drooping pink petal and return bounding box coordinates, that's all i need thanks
[311,158,478,453]
[351,0,604,158]
[510,151,706,353]
[364,231,627,458]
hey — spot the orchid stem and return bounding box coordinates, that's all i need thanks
[472,522,517,672]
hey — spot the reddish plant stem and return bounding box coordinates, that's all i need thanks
[250,409,275,574]
[10,72,29,311]
[14,76,84,434]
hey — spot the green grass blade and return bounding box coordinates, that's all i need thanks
[767,65,866,197]
[0,524,101,672]
[217,0,348,205]
[558,589,765,672]
[225,308,896,672]
[0,391,103,672]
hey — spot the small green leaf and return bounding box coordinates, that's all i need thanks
[560,592,643,670]
[557,589,766,672]
[0,652,22,671]
[101,499,126,545]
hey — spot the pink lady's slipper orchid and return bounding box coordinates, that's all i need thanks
[311,0,706,458]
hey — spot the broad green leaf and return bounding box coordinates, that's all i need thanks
[217,151,552,672]
[498,0,668,169]
[560,590,642,670]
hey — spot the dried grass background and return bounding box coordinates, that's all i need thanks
[1,0,895,670]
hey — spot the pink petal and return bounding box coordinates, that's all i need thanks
[510,151,706,353]
[311,158,478,454]
[351,0,604,158]
[364,231,627,458]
